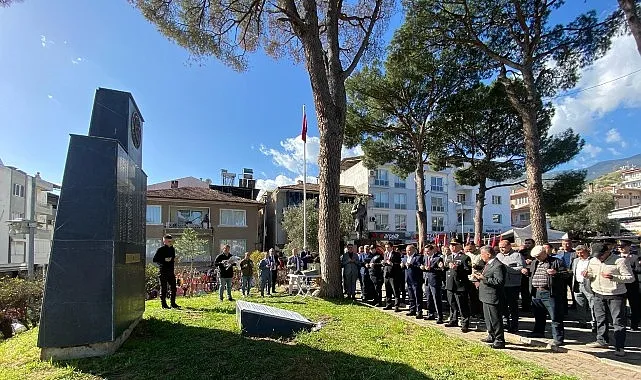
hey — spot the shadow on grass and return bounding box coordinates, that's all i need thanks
[60,317,432,380]
[181,305,236,314]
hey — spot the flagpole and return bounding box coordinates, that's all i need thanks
[303,105,307,252]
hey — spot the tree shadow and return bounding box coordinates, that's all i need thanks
[59,317,432,380]
[180,305,236,314]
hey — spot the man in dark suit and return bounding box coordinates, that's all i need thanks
[421,245,445,323]
[368,246,385,307]
[474,246,507,349]
[383,243,403,312]
[444,239,472,332]
[403,245,424,319]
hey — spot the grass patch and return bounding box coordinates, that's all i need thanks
[0,292,575,380]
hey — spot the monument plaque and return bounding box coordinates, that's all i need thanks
[38,88,147,360]
[236,300,315,337]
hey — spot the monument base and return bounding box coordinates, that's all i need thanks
[40,317,141,361]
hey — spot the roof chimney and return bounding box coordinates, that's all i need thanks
[171,180,179,189]
[297,180,303,185]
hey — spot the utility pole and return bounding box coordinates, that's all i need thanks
[27,175,36,280]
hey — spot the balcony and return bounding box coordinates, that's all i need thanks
[36,202,53,216]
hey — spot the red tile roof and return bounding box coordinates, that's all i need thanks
[147,187,262,204]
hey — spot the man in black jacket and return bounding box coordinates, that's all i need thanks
[215,244,237,301]
[404,245,424,319]
[445,239,472,332]
[153,234,180,309]
[368,246,385,307]
[382,243,403,311]
[474,246,507,349]
[619,240,641,330]
[524,244,569,348]
[421,245,445,323]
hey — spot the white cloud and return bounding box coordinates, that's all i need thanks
[551,34,641,135]
[47,94,53,99]
[40,35,54,47]
[259,134,363,175]
[255,174,319,191]
[607,147,622,156]
[583,143,603,158]
[605,128,621,143]
[71,57,83,64]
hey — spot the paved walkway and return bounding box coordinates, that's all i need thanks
[361,301,641,380]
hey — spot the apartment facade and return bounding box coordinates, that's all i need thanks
[0,163,57,273]
[510,187,530,228]
[339,157,511,243]
[146,187,263,264]
[265,182,362,248]
[621,167,641,189]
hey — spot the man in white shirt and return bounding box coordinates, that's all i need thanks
[571,245,594,330]
[583,242,635,357]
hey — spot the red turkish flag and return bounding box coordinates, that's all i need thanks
[301,110,307,142]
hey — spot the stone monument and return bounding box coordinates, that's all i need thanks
[351,196,367,240]
[38,88,147,360]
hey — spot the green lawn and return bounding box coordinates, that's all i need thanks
[0,292,574,380]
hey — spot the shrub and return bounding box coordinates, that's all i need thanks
[0,277,43,338]
[145,264,160,299]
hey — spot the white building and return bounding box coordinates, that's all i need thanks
[0,162,58,273]
[339,157,511,243]
[621,168,641,189]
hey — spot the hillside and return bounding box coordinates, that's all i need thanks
[584,153,641,181]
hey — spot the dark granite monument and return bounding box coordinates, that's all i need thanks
[38,88,147,360]
[236,300,315,337]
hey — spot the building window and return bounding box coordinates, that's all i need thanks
[220,239,246,256]
[374,214,389,230]
[177,209,203,225]
[374,192,389,208]
[456,193,466,204]
[394,176,406,188]
[394,193,407,210]
[394,214,407,231]
[430,177,444,192]
[374,169,389,187]
[146,205,162,225]
[12,184,25,197]
[492,214,502,224]
[518,213,530,222]
[492,195,502,205]
[431,216,444,232]
[431,197,445,213]
[220,209,247,227]
[10,212,24,220]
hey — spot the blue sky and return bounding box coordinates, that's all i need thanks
[0,0,640,190]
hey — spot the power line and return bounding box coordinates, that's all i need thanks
[438,67,641,117]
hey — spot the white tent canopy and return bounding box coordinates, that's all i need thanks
[501,224,568,245]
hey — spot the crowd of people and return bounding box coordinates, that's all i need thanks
[341,237,640,357]
[152,233,640,357]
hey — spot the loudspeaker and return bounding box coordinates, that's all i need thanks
[236,300,315,337]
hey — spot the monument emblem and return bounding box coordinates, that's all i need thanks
[38,88,147,360]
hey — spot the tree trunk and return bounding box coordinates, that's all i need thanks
[521,74,548,244]
[295,3,345,298]
[316,113,344,298]
[619,0,641,56]
[474,179,486,246]
[415,163,428,250]
[501,70,548,244]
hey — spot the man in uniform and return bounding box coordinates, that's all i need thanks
[445,238,472,332]
[152,234,181,309]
